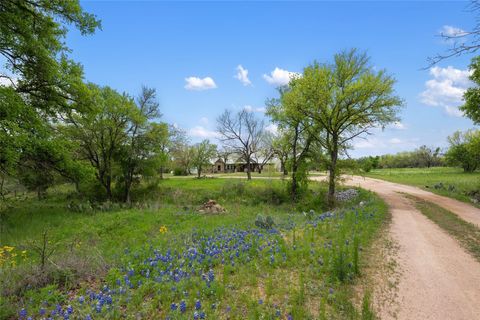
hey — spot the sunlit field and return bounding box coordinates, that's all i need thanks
[1,178,386,319]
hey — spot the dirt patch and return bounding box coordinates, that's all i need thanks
[197,199,227,214]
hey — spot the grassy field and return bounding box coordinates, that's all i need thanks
[365,167,480,206]
[0,177,387,319]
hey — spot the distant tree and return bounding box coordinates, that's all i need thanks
[296,49,403,206]
[217,110,265,180]
[445,130,480,172]
[170,127,194,175]
[416,145,441,168]
[217,147,234,165]
[191,140,217,178]
[153,123,173,179]
[252,132,275,174]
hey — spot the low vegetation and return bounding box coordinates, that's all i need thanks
[365,167,480,206]
[407,195,480,262]
[1,178,387,319]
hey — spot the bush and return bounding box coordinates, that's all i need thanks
[173,168,188,176]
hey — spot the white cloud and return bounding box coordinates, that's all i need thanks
[265,123,278,135]
[244,105,266,113]
[184,76,217,91]
[440,25,467,38]
[388,138,403,144]
[354,137,385,149]
[235,65,252,86]
[188,126,219,139]
[420,66,472,117]
[263,67,300,86]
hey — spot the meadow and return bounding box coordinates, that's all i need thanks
[0,178,387,319]
[365,167,480,206]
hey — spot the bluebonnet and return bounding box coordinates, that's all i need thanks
[19,308,27,318]
[180,300,186,313]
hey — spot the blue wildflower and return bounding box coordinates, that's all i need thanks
[180,300,186,313]
[19,308,27,318]
[67,305,73,314]
[170,303,177,311]
[195,299,201,310]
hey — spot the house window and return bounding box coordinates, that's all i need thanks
[218,165,221,171]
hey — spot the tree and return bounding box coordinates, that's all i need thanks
[252,132,275,174]
[170,127,193,175]
[217,109,265,180]
[191,140,217,178]
[217,147,234,165]
[461,56,480,124]
[267,86,315,199]
[0,0,100,112]
[64,84,137,200]
[416,145,441,168]
[153,123,173,180]
[0,0,100,200]
[296,49,403,206]
[117,86,161,202]
[445,130,480,172]
[271,132,291,176]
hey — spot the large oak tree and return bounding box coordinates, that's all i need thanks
[295,49,403,206]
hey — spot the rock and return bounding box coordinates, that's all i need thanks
[335,189,359,202]
[197,199,226,214]
[471,198,479,204]
[359,201,365,207]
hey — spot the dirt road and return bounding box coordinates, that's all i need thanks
[321,175,480,319]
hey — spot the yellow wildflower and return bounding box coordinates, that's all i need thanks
[159,225,168,234]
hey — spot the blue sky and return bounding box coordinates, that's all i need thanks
[68,1,478,157]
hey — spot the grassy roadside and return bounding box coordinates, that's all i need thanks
[406,194,480,262]
[365,167,480,208]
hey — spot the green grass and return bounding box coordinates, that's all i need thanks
[0,177,388,319]
[365,167,480,206]
[407,194,480,262]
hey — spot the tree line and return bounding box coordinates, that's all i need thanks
[2,1,476,209]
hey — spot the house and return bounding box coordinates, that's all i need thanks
[211,157,277,173]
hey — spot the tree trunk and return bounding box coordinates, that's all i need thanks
[123,176,132,203]
[105,174,112,200]
[246,158,252,180]
[327,137,339,208]
[290,127,299,201]
[197,166,201,178]
[160,166,164,179]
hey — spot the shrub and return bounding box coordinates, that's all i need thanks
[173,168,188,176]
